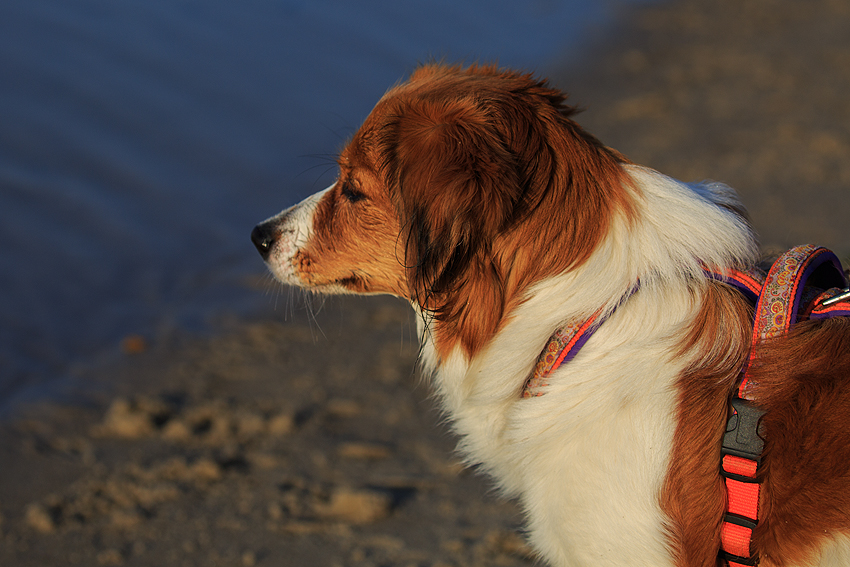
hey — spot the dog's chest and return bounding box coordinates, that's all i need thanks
[431,342,679,566]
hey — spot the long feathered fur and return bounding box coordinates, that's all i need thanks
[253,63,850,567]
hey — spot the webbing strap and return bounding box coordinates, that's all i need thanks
[522,311,603,397]
[708,266,767,304]
[526,268,769,399]
[720,245,849,566]
[809,287,850,319]
[520,246,850,565]
[743,245,847,395]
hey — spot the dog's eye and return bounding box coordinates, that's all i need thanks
[340,182,365,203]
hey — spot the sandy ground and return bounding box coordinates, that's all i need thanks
[2,0,849,565]
[556,0,850,258]
[1,298,532,566]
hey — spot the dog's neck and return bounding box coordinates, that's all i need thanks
[411,166,759,486]
[410,165,758,369]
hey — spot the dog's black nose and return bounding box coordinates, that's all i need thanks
[251,222,278,260]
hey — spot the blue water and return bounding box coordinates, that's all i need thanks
[0,0,627,410]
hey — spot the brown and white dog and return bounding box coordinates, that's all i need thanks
[251,64,850,567]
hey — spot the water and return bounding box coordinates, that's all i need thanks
[0,0,627,410]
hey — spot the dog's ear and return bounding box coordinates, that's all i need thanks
[388,99,521,304]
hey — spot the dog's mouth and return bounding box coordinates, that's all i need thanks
[252,234,369,294]
[336,273,370,293]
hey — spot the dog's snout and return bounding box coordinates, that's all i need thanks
[251,222,279,260]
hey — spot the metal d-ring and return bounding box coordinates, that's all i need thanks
[822,288,850,307]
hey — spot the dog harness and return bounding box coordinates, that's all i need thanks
[521,245,850,566]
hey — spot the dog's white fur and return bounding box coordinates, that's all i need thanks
[253,65,850,566]
[409,166,758,565]
[260,187,329,288]
[262,165,766,565]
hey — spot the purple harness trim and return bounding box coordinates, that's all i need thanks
[522,248,850,399]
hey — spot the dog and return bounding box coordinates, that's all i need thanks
[251,63,850,567]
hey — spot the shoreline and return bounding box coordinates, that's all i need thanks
[1,296,535,566]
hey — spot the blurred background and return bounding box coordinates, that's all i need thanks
[0,0,630,412]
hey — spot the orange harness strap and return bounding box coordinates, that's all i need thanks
[719,245,848,567]
[524,246,850,566]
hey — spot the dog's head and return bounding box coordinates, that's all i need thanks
[252,63,631,356]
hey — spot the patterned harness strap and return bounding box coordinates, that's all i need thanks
[521,312,604,398]
[522,245,850,566]
[718,245,848,567]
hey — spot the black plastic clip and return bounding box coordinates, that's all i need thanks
[719,550,759,566]
[720,396,765,479]
[719,514,759,566]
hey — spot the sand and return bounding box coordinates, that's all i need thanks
[2,0,849,565]
[1,297,533,566]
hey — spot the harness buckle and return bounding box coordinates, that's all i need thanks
[721,396,765,468]
[719,550,759,566]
